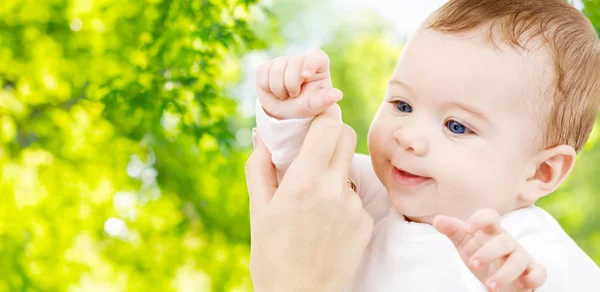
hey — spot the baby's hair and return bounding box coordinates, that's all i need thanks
[429,0,600,152]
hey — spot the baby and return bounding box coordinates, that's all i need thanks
[254,0,600,291]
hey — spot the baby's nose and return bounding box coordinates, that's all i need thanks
[393,127,429,157]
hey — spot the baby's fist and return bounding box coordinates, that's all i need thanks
[255,49,343,120]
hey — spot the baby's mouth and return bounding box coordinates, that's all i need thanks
[391,167,432,186]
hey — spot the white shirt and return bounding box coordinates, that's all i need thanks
[255,100,600,291]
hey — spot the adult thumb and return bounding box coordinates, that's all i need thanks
[308,88,343,115]
[245,129,277,215]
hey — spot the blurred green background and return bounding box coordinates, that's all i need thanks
[0,0,598,291]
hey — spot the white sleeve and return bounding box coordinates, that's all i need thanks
[255,98,391,222]
[255,99,313,182]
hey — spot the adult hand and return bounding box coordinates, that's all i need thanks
[245,105,374,292]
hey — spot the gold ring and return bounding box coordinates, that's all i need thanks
[346,177,357,192]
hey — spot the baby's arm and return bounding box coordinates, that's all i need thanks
[254,49,341,180]
[255,99,391,223]
[254,50,390,222]
[255,100,311,182]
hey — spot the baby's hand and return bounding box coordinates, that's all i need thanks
[255,49,343,120]
[433,209,547,292]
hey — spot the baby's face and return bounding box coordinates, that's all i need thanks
[368,27,554,223]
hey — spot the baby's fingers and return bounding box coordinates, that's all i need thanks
[285,55,305,98]
[466,208,503,236]
[256,59,274,93]
[301,49,330,78]
[470,231,516,269]
[432,215,469,247]
[515,263,547,290]
[270,56,291,99]
[484,247,529,291]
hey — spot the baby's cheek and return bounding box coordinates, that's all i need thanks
[437,155,501,204]
[367,122,388,153]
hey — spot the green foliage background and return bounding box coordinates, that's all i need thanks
[0,0,598,291]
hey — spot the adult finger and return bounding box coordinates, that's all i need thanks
[353,196,375,250]
[307,87,343,116]
[485,247,529,291]
[432,215,469,248]
[466,208,503,236]
[344,186,374,245]
[470,231,516,268]
[329,124,357,178]
[245,129,278,215]
[269,56,290,99]
[284,55,305,98]
[301,49,330,78]
[296,104,343,169]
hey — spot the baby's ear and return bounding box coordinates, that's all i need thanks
[520,145,576,203]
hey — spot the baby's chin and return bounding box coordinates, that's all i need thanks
[384,182,440,223]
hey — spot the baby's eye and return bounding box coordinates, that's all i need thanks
[396,101,413,113]
[446,120,472,135]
